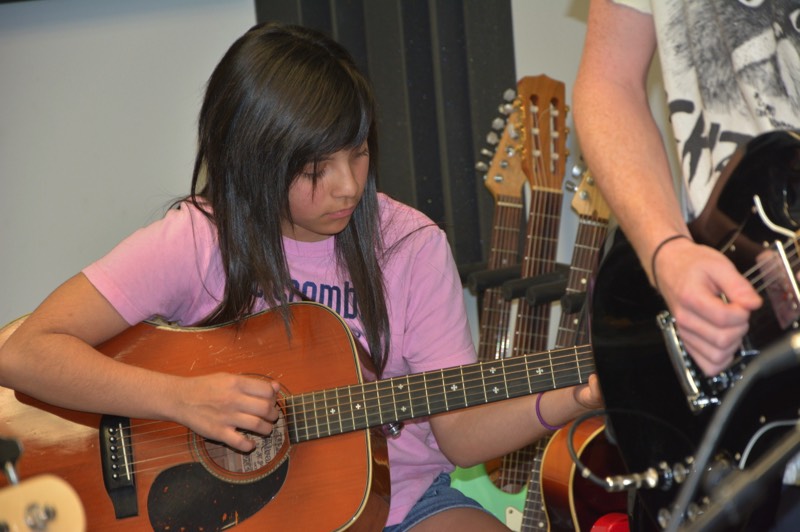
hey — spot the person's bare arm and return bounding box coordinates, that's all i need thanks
[429,377,601,468]
[573,0,761,375]
[0,273,281,451]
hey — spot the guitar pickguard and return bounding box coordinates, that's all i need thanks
[148,460,289,530]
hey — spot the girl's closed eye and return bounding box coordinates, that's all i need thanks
[300,161,328,180]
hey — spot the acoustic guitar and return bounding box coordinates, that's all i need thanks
[0,302,594,531]
[450,77,535,530]
[521,168,627,531]
[495,72,570,500]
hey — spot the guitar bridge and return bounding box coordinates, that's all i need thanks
[99,415,138,518]
[656,312,747,413]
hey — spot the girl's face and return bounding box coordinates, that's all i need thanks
[282,143,370,242]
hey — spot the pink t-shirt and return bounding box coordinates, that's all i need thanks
[83,193,477,526]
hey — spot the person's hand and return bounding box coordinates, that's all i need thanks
[172,373,283,452]
[654,238,762,375]
[573,374,603,410]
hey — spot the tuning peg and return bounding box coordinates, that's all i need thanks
[571,162,586,177]
[564,180,577,193]
[475,161,489,172]
[480,148,494,158]
[486,131,499,145]
[0,438,22,485]
[503,88,516,102]
[491,117,505,130]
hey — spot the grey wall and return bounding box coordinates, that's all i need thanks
[0,0,670,331]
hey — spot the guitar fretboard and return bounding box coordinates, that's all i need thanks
[287,344,594,443]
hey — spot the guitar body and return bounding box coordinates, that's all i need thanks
[450,463,525,530]
[540,418,628,532]
[0,302,390,531]
[590,130,800,529]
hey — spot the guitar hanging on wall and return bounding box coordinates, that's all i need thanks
[450,74,569,530]
[521,167,627,532]
[495,72,569,503]
[450,82,529,527]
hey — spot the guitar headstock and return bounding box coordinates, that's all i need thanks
[570,164,611,221]
[0,474,86,531]
[516,75,569,190]
[477,89,527,200]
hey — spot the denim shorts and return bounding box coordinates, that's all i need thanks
[383,472,490,532]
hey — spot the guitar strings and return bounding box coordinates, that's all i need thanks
[741,235,800,299]
[110,346,595,473]
[285,347,595,439]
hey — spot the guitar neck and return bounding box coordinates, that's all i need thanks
[477,193,525,362]
[553,216,609,348]
[288,344,594,443]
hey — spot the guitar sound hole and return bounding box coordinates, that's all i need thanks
[191,389,291,482]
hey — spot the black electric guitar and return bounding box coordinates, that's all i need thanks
[591,130,800,529]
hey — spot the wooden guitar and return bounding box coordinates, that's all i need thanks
[0,302,595,531]
[450,82,529,528]
[496,73,570,497]
[0,474,86,531]
[590,130,800,529]
[520,168,627,531]
[540,417,628,532]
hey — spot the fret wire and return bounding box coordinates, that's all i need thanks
[287,396,299,443]
[433,368,448,412]
[396,375,413,420]
[313,390,325,439]
[286,346,596,441]
[333,386,344,435]
[377,378,396,424]
[408,373,428,417]
[320,388,331,438]
[347,383,360,432]
[363,381,380,428]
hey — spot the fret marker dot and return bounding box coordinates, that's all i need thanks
[397,384,404,390]
[355,404,362,410]
[401,406,407,412]
[490,367,497,374]
[329,408,336,414]
[450,384,459,391]
[492,386,500,394]
[536,368,544,375]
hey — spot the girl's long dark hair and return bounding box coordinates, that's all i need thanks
[189,22,390,374]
